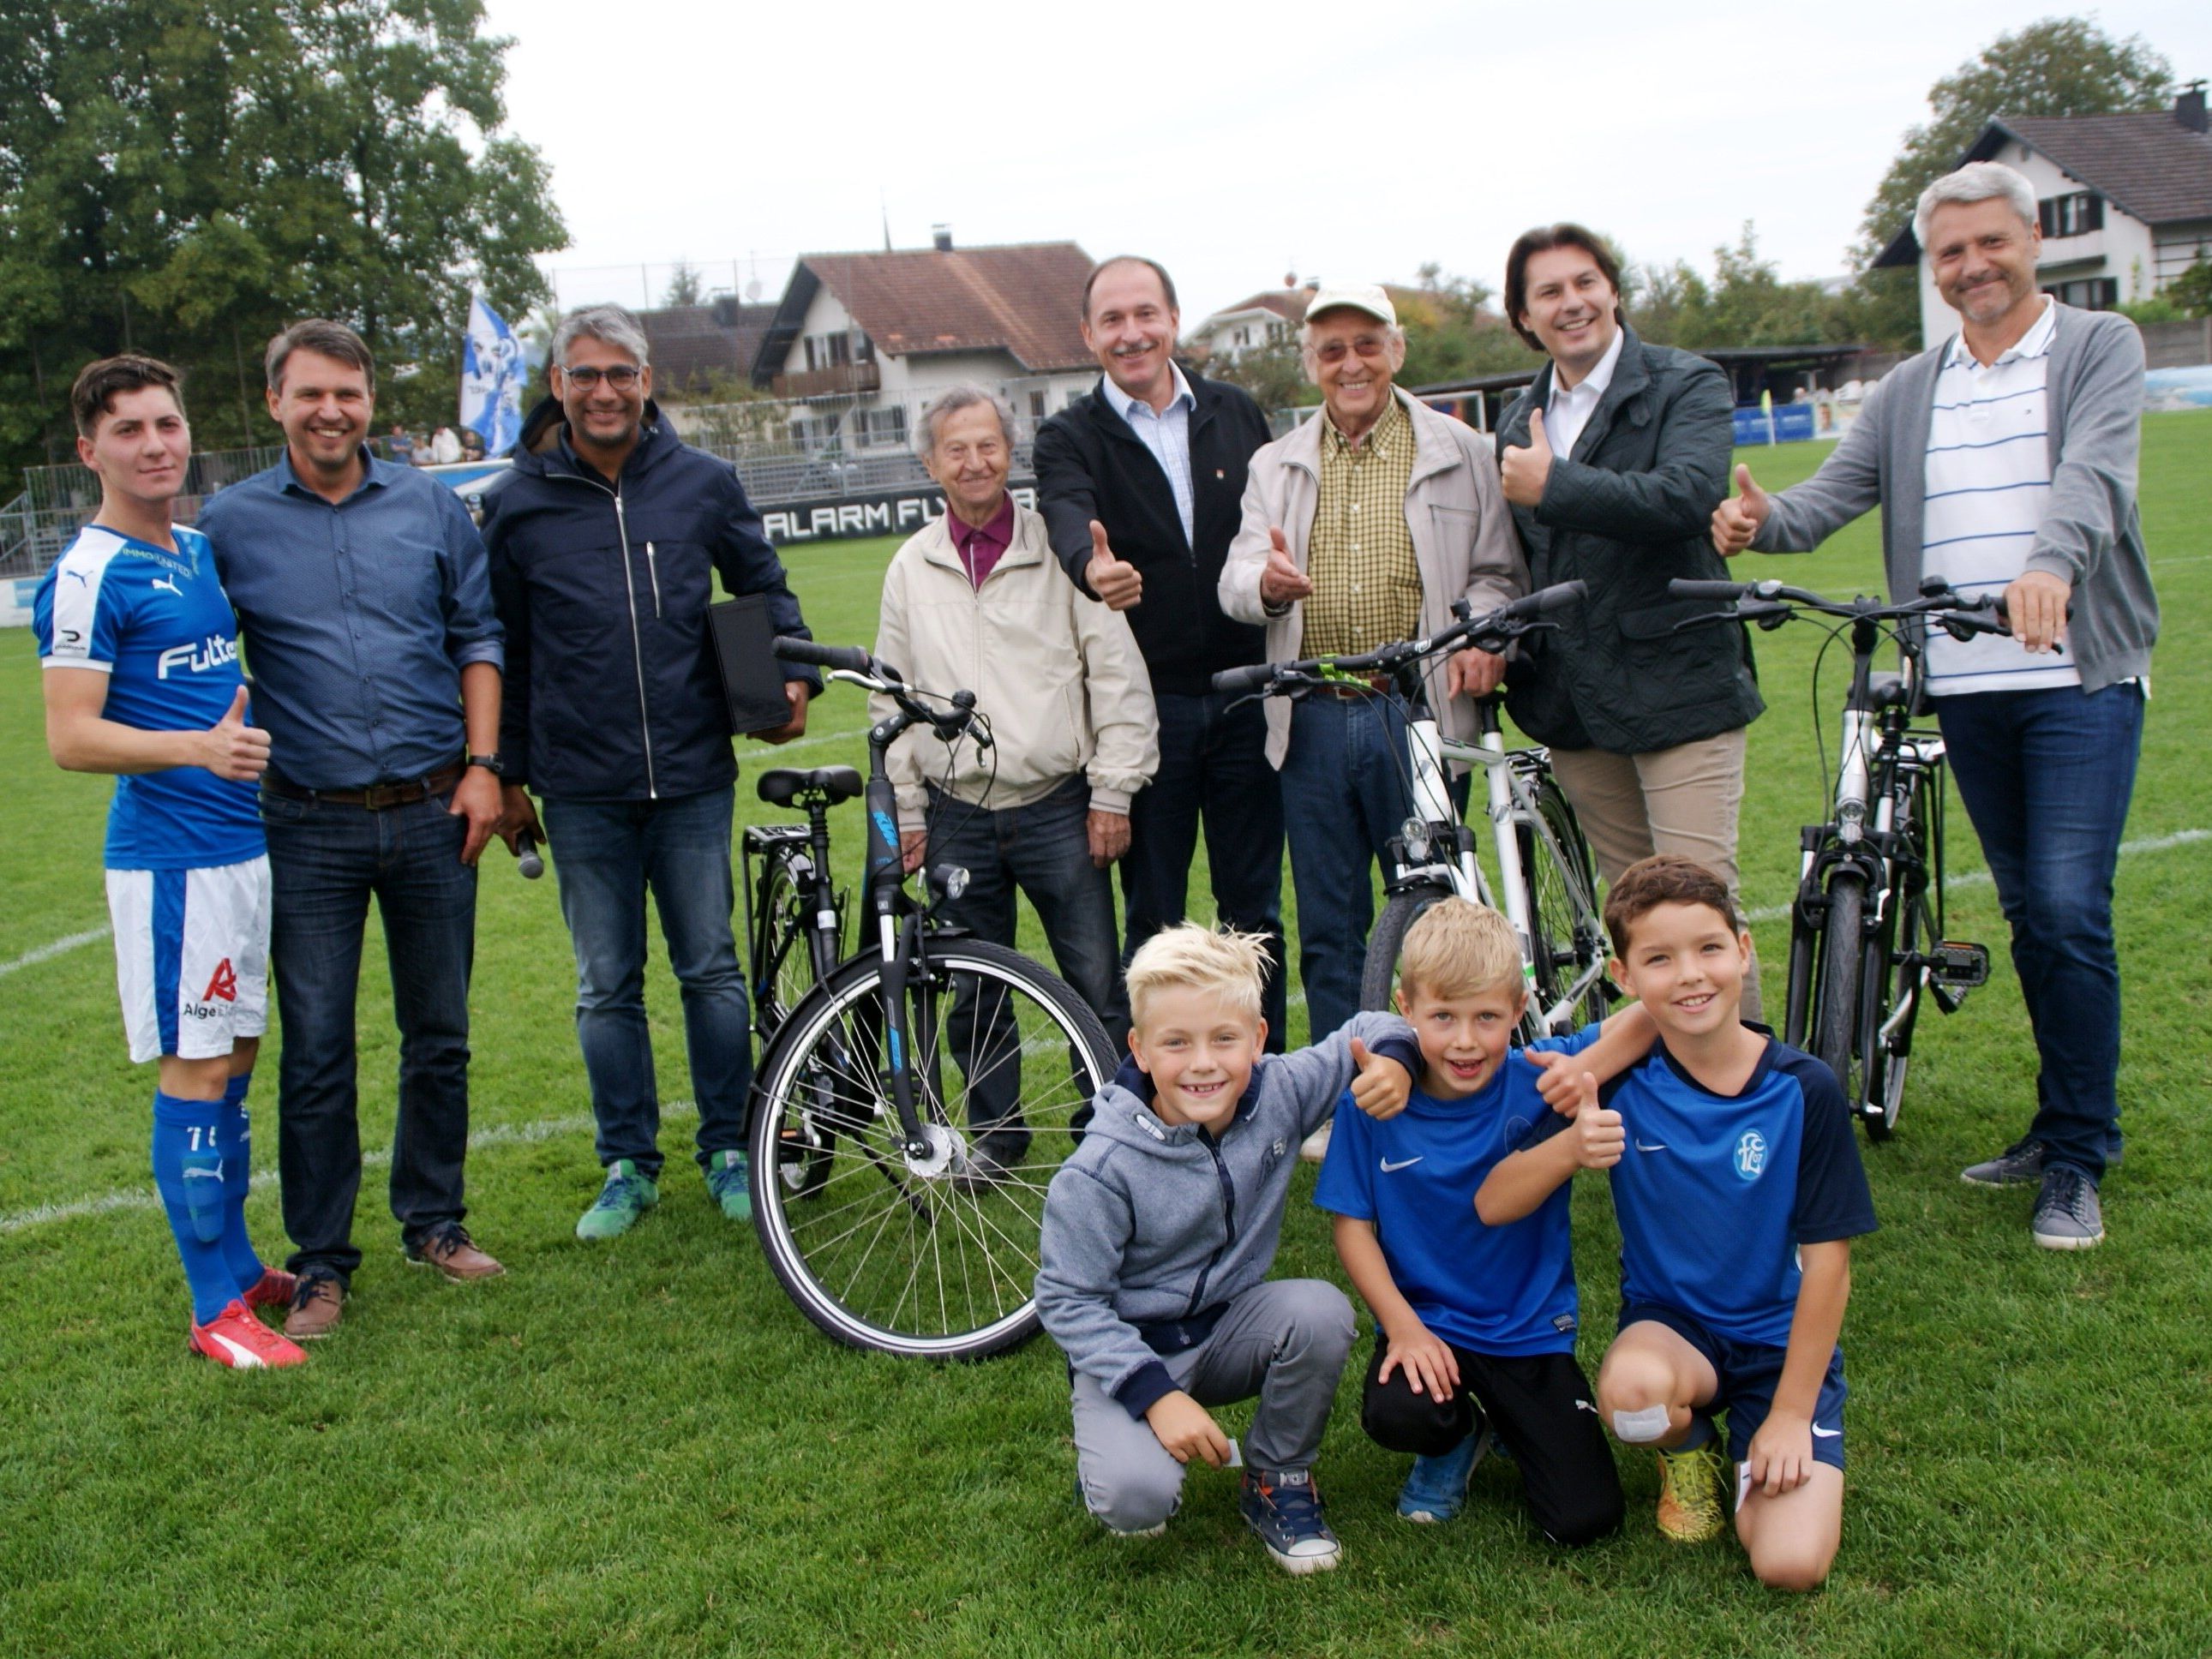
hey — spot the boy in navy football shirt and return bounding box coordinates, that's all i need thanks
[1479,856,1875,1590]
[35,356,303,1369]
[1316,899,1652,1543]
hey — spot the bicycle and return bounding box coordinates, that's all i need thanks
[740,763,859,1049]
[1214,581,1612,1044]
[1665,575,1998,1140]
[745,636,1118,1361]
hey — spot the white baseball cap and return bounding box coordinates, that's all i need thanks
[1303,282,1396,327]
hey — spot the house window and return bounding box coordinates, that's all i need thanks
[2038,193,2104,238]
[1029,390,1046,419]
[803,332,854,370]
[2043,277,2118,310]
[854,405,908,448]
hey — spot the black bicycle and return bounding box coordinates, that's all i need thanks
[1668,576,1997,1139]
[746,638,1116,1360]
[1214,583,1612,1043]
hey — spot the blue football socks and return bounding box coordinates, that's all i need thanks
[152,1091,241,1324]
[219,1074,267,1294]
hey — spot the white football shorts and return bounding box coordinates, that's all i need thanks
[105,857,271,1064]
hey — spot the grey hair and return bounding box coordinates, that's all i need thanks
[914,384,1016,457]
[552,303,650,368]
[1915,161,2038,249]
[1298,318,1407,385]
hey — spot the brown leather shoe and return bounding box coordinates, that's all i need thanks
[283,1274,345,1340]
[405,1222,506,1281]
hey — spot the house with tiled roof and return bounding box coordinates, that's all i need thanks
[638,297,778,396]
[1191,286,1313,361]
[749,231,1096,452]
[1875,85,2212,346]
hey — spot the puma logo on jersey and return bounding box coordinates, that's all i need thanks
[151,574,182,596]
[202,960,238,1003]
[157,633,238,679]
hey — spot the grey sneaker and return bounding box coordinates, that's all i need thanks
[2031,1165,2105,1250]
[1963,1135,2124,1188]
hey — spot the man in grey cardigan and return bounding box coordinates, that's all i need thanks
[1715,161,2156,1252]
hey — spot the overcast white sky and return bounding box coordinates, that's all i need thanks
[483,0,2212,326]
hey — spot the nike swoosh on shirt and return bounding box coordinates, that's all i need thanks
[1811,1424,1841,1439]
[1379,1156,1424,1173]
[1634,1141,1669,1153]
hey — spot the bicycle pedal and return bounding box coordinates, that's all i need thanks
[1926,941,1989,1013]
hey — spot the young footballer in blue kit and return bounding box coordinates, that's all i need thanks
[34,356,303,1369]
[1479,855,1875,1590]
[1316,900,1650,1543]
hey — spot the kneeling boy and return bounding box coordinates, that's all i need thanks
[1319,899,1642,1544]
[1037,925,1421,1574]
[1478,855,1875,1590]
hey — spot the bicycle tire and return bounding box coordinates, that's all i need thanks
[1866,780,1938,1139]
[1519,777,1612,1034]
[747,939,1115,1361]
[1811,870,1867,1106]
[1360,883,1454,1013]
[754,850,841,1040]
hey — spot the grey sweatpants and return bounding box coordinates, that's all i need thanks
[1071,1278,1356,1535]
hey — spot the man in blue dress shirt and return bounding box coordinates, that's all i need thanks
[198,320,507,1340]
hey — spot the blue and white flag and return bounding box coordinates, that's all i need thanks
[459,294,525,457]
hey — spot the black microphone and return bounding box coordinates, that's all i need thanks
[516,832,545,880]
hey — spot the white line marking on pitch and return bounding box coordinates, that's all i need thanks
[1743,828,2208,923]
[0,1104,698,1237]
[0,925,110,980]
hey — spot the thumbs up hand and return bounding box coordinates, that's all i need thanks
[1348,1034,1412,1121]
[201,685,272,782]
[1085,519,1143,611]
[1500,404,1554,507]
[1711,463,1771,557]
[1568,1077,1624,1170]
[1258,525,1313,607]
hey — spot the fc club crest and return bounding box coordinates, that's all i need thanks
[1734,1129,1768,1183]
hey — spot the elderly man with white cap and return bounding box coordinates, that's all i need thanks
[1220,284,1526,1091]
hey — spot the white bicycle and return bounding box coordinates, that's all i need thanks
[1215,582,1612,1043]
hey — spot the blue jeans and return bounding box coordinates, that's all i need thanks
[1122,691,1287,1051]
[1935,681,2145,1183]
[926,776,1126,1159]
[260,787,477,1285]
[541,787,752,1182]
[1278,694,1418,1042]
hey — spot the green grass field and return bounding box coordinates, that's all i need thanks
[3,416,2209,1658]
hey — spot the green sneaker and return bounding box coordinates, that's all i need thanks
[706,1150,751,1225]
[575,1159,657,1242]
[1654,1440,1728,1544]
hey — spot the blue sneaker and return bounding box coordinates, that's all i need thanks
[1397,1427,1491,1524]
[1240,1468,1341,1575]
[575,1159,657,1242]
[706,1150,752,1225]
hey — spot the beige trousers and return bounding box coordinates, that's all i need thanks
[1547,727,1762,1021]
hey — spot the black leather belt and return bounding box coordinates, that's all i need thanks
[262,761,465,810]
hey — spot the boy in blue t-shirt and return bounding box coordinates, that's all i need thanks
[1479,855,1875,1591]
[1316,899,1652,1544]
[34,356,303,1370]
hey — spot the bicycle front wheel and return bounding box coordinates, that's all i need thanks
[1519,777,1612,1034]
[752,849,832,1039]
[1360,882,1454,1012]
[747,940,1115,1360]
[1811,870,1867,1106]
[1864,782,1938,1139]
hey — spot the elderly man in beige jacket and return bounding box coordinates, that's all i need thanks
[1220,284,1526,1069]
[874,384,1159,1177]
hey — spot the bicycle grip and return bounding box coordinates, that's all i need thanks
[774,637,872,674]
[1211,662,1277,694]
[515,832,545,880]
[1526,579,1586,614]
[1667,578,1752,602]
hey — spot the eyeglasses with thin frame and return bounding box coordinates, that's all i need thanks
[560,364,644,390]
[1310,336,1390,366]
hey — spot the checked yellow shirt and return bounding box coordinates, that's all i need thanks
[1299,393,1423,658]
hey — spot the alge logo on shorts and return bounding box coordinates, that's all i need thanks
[156,633,238,680]
[1734,1129,1768,1183]
[202,960,238,1003]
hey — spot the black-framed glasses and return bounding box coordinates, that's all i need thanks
[562,364,643,390]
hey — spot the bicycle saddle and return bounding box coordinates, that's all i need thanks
[757,766,864,806]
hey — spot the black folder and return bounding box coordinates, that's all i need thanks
[707,595,794,735]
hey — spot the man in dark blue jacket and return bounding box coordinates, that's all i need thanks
[1034,256,1285,1047]
[483,303,818,1242]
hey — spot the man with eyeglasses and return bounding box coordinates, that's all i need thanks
[1220,284,1525,1142]
[483,304,819,1243]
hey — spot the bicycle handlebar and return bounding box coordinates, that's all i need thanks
[1208,580,1586,696]
[1662,577,2008,629]
[773,637,873,674]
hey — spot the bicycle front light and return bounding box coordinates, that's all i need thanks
[1401,818,1431,861]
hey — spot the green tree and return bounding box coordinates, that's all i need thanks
[0,0,566,494]
[662,261,706,308]
[1848,16,2175,349]
[1396,266,1544,386]
[2161,252,2212,320]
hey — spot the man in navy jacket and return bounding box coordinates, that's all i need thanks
[483,303,818,1242]
[1034,256,1285,1046]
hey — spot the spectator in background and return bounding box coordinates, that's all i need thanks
[1491,223,1764,1016]
[1034,256,1287,1049]
[1220,284,1525,1157]
[875,384,1158,1184]
[459,428,487,462]
[197,320,508,1340]
[384,423,416,466]
[485,303,818,1242]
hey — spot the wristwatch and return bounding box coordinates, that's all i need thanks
[467,752,507,777]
